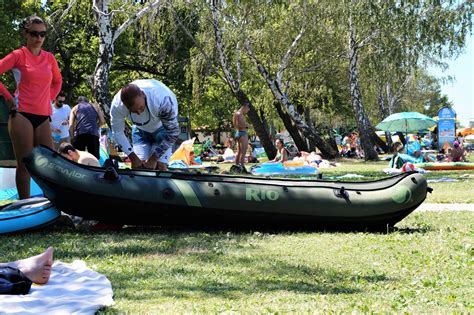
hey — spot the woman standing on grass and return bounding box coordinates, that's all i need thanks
[0,16,62,199]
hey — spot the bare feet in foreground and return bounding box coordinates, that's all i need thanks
[15,247,54,284]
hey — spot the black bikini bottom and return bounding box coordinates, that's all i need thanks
[18,112,50,129]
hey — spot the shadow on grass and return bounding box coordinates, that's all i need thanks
[389,224,432,234]
[104,255,393,301]
[389,227,432,234]
[1,227,396,308]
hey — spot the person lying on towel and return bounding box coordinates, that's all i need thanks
[0,247,53,295]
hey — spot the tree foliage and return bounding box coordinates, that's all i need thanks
[0,0,472,154]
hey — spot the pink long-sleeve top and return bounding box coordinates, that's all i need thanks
[0,47,62,116]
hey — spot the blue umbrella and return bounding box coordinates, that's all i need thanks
[376,112,437,134]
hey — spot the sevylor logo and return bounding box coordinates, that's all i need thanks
[35,155,86,179]
[246,188,279,201]
[50,164,86,179]
[35,156,49,168]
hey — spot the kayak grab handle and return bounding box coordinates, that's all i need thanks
[427,186,433,194]
[334,186,349,200]
[102,167,119,181]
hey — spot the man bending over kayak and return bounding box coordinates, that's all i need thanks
[110,79,180,170]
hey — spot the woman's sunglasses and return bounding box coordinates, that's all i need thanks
[27,30,47,38]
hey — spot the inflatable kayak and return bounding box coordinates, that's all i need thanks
[0,197,60,234]
[414,162,474,171]
[251,162,318,176]
[24,146,431,230]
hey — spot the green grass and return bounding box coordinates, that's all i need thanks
[1,154,472,312]
[425,181,474,203]
[1,211,472,313]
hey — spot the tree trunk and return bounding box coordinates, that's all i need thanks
[376,86,392,149]
[93,0,113,126]
[210,5,276,159]
[274,101,308,152]
[303,106,313,151]
[348,26,378,161]
[246,47,337,159]
[234,90,276,159]
[92,0,163,127]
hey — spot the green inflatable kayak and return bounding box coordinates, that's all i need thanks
[24,146,431,230]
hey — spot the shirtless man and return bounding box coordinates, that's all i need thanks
[57,142,100,166]
[232,104,250,166]
[0,247,53,294]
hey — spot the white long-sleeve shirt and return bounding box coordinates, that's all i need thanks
[110,79,179,158]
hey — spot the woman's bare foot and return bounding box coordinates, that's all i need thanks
[15,247,54,284]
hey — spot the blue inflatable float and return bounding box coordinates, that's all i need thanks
[251,162,318,176]
[0,197,60,234]
[0,166,43,200]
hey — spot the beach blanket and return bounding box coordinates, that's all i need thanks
[0,260,114,314]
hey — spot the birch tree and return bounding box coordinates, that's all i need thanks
[245,37,338,159]
[337,0,473,159]
[92,0,164,118]
[241,5,338,158]
[209,4,276,158]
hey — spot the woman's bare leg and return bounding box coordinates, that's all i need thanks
[8,114,34,199]
[34,119,54,149]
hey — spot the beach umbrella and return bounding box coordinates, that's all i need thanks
[376,112,437,134]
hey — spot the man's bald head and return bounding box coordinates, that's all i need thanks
[120,84,146,114]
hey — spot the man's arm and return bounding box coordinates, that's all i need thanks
[110,104,134,157]
[49,53,62,101]
[68,106,77,138]
[232,112,238,129]
[92,103,106,126]
[153,95,180,160]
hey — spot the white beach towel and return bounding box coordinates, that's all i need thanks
[0,260,114,314]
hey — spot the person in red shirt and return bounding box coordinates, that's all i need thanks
[0,16,62,199]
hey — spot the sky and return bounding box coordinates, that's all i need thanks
[429,33,474,128]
